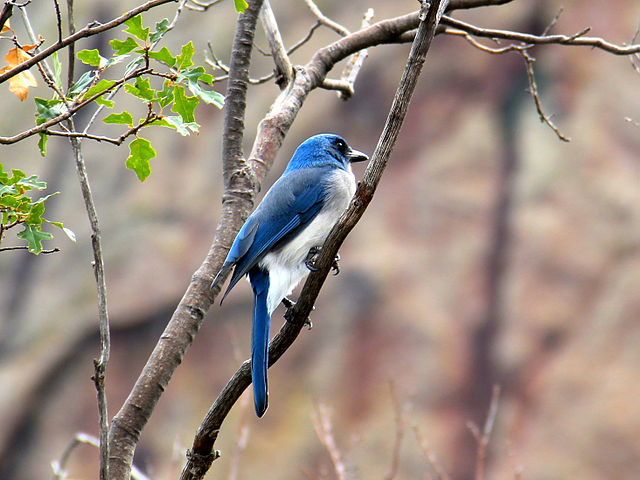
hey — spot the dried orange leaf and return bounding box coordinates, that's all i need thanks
[1,20,10,34]
[1,47,39,101]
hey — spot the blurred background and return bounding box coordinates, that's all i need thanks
[1,0,639,479]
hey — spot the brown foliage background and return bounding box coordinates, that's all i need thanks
[1,1,639,479]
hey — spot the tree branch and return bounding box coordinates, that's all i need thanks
[259,0,292,88]
[106,1,264,479]
[179,2,447,479]
[441,15,640,55]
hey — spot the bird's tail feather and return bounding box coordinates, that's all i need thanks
[250,269,270,417]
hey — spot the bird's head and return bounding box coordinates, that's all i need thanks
[284,134,369,173]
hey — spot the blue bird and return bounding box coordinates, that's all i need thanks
[211,133,368,417]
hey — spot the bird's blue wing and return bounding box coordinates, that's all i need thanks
[220,167,330,300]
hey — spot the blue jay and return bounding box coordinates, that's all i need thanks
[211,133,368,417]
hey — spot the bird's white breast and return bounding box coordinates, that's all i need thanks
[259,167,356,313]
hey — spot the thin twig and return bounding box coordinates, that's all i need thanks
[0,245,60,253]
[336,7,374,100]
[467,385,501,480]
[311,402,347,480]
[520,49,570,142]
[287,21,321,56]
[185,0,224,12]
[384,381,405,480]
[50,432,150,480]
[52,0,62,43]
[441,15,640,55]
[65,110,111,480]
[413,425,451,480]
[304,0,350,37]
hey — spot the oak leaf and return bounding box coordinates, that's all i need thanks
[0,44,38,101]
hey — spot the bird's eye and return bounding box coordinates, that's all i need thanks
[335,139,347,152]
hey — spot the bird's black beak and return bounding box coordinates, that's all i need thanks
[347,148,369,163]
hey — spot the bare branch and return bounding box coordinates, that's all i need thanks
[520,49,570,142]
[65,117,111,480]
[441,15,640,55]
[185,0,224,12]
[304,0,350,37]
[0,245,60,253]
[311,402,347,480]
[467,385,501,480]
[259,0,292,88]
[336,8,374,100]
[287,20,321,56]
[413,425,451,480]
[384,382,405,480]
[447,0,515,10]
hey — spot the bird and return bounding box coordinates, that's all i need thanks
[211,133,368,417]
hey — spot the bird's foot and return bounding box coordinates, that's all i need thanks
[304,247,341,276]
[304,247,320,272]
[282,297,314,330]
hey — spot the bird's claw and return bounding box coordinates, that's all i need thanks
[304,246,320,272]
[282,297,314,330]
[331,253,340,276]
[305,247,341,275]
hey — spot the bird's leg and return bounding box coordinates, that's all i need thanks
[282,297,314,330]
[304,247,341,276]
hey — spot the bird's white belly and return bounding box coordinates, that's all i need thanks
[259,169,356,313]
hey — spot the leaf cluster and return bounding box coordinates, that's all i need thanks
[0,163,75,254]
[35,14,224,181]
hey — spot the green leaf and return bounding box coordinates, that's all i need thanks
[77,49,105,67]
[25,202,45,225]
[103,111,134,126]
[34,98,64,125]
[175,41,195,71]
[124,77,155,101]
[32,192,59,205]
[17,224,53,254]
[148,46,176,67]
[110,36,139,55]
[51,51,62,90]
[171,85,198,123]
[199,73,214,85]
[158,115,200,136]
[124,14,149,42]
[126,138,156,181]
[0,184,17,195]
[150,18,170,44]
[234,0,248,13]
[38,133,49,157]
[68,70,97,96]
[9,168,26,184]
[155,80,174,108]
[17,175,47,190]
[83,79,116,101]
[187,81,224,108]
[45,220,76,242]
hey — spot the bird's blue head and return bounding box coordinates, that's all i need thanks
[284,134,368,174]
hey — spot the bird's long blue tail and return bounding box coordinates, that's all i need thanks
[249,268,270,417]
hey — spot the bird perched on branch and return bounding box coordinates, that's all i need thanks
[211,133,368,417]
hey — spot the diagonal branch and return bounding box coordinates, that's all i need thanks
[179,3,448,479]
